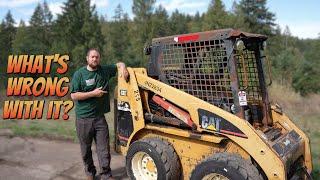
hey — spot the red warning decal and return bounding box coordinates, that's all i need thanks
[173,34,199,43]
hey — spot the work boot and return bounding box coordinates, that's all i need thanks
[100,174,114,180]
[87,175,95,180]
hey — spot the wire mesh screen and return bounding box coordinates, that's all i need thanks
[236,49,262,104]
[160,40,233,110]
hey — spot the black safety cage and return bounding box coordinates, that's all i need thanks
[147,29,272,126]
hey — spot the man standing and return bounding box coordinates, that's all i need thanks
[71,48,128,180]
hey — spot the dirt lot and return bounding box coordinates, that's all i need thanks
[0,130,128,180]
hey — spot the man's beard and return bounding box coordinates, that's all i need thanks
[88,62,99,69]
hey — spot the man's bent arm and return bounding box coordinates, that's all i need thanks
[71,91,95,101]
[71,87,106,101]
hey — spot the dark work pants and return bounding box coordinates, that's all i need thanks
[76,116,111,178]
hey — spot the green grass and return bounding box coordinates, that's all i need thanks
[295,115,320,179]
[0,102,115,143]
[1,109,78,141]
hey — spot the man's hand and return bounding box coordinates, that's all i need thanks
[71,87,107,101]
[91,87,107,97]
[117,62,129,80]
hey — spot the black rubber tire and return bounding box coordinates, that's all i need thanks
[191,153,263,180]
[126,137,181,180]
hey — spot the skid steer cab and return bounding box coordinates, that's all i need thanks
[113,29,312,180]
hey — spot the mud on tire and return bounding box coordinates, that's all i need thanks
[126,137,181,180]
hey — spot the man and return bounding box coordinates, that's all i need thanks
[71,48,128,180]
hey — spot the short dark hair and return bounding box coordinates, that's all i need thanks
[86,48,100,57]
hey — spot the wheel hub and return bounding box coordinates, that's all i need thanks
[145,157,156,173]
[131,152,158,180]
[202,173,229,180]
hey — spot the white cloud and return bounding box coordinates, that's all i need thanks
[16,7,34,17]
[49,2,63,16]
[155,0,207,11]
[278,21,320,39]
[91,0,108,8]
[0,0,40,8]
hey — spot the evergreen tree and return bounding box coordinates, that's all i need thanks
[43,0,53,48]
[169,10,189,34]
[113,4,124,20]
[43,0,53,25]
[12,20,32,54]
[29,3,48,54]
[0,11,16,87]
[2,0,317,96]
[268,26,301,86]
[238,0,276,35]
[202,0,231,31]
[30,3,45,27]
[151,5,169,37]
[188,11,203,33]
[273,47,301,85]
[25,2,54,54]
[108,4,130,62]
[0,11,15,81]
[229,1,249,30]
[132,0,155,42]
[292,39,320,95]
[131,0,156,66]
[0,11,16,58]
[52,0,105,71]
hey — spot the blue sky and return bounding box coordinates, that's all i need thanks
[0,0,319,39]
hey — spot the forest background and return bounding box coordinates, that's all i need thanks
[0,0,319,177]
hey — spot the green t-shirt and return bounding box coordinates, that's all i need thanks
[71,64,117,118]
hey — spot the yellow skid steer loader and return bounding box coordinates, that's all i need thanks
[113,29,312,180]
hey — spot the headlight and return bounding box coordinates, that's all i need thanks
[262,41,267,50]
[236,40,245,52]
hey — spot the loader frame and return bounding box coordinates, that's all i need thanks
[114,68,312,179]
[114,29,312,179]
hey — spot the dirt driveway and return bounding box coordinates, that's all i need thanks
[0,130,128,180]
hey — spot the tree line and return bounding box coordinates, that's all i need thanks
[0,0,319,95]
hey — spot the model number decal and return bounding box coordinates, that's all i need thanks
[133,90,141,101]
[144,81,162,93]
